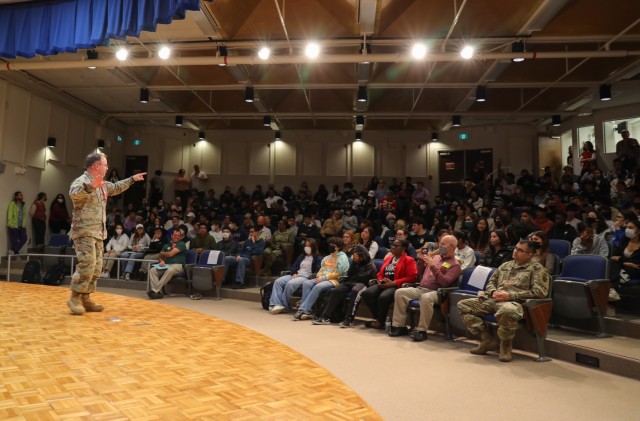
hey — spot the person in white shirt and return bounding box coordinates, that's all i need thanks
[454,230,476,270]
[209,220,223,243]
[101,224,129,278]
[191,165,208,193]
[264,190,284,209]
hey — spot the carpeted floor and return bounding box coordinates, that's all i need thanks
[102,287,640,421]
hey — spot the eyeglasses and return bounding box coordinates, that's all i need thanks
[514,247,532,254]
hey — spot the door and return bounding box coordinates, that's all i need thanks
[438,150,465,199]
[123,155,148,209]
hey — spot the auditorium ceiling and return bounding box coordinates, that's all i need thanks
[2,0,640,134]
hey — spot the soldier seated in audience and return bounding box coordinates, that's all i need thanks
[262,219,295,275]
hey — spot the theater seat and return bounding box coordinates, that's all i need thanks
[549,239,571,261]
[190,250,226,300]
[552,254,610,337]
[446,266,496,336]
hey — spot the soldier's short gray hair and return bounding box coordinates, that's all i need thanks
[86,152,106,168]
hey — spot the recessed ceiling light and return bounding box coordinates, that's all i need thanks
[158,46,171,60]
[460,45,474,59]
[411,43,427,59]
[305,42,320,59]
[258,47,271,60]
[115,47,128,61]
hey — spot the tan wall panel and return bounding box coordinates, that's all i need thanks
[274,140,295,176]
[26,95,50,169]
[250,141,270,175]
[47,104,69,163]
[2,84,30,164]
[66,112,85,167]
[352,141,374,177]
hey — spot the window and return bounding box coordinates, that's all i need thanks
[604,117,640,154]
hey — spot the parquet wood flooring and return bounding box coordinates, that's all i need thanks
[0,282,380,420]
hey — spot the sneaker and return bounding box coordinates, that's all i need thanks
[293,310,304,320]
[339,317,354,328]
[300,312,313,320]
[100,271,109,279]
[270,305,286,315]
[312,318,331,325]
[124,273,130,280]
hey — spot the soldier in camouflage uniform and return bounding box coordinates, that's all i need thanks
[67,152,146,315]
[457,240,550,362]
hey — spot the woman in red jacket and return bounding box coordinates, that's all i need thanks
[359,238,418,329]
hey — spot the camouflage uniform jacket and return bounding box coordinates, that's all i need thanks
[482,260,550,302]
[271,229,295,251]
[69,171,134,241]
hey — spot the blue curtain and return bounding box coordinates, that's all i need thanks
[0,0,209,58]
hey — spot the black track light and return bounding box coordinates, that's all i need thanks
[97,139,105,149]
[431,132,438,142]
[357,85,367,103]
[600,84,612,101]
[198,131,205,140]
[552,115,561,127]
[452,115,461,127]
[175,116,183,127]
[245,86,254,103]
[139,88,149,103]
[275,131,281,140]
[263,115,271,127]
[218,46,228,66]
[47,137,56,148]
[355,131,362,141]
[355,115,365,130]
[476,85,486,102]
[511,41,525,62]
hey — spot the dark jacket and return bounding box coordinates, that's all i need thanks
[345,245,378,284]
[481,246,513,268]
[215,239,240,255]
[611,238,640,281]
[290,253,323,276]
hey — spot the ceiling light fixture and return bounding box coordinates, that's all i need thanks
[357,85,368,103]
[411,43,427,59]
[115,47,128,61]
[97,139,105,149]
[218,46,228,66]
[47,137,56,148]
[258,46,271,60]
[599,84,612,101]
[355,131,362,141]
[360,42,372,63]
[355,115,365,130]
[511,41,525,62]
[452,115,461,127]
[244,86,254,103]
[87,50,98,69]
[139,88,149,103]
[431,132,438,142]
[263,115,271,127]
[158,46,171,60]
[175,116,183,127]
[460,45,474,59]
[305,42,320,59]
[198,131,205,140]
[275,131,281,140]
[552,115,561,126]
[476,85,486,102]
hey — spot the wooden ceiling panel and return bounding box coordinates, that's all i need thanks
[538,0,640,37]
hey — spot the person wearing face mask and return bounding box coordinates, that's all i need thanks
[101,224,129,278]
[609,218,640,293]
[341,207,358,231]
[359,238,418,329]
[49,193,72,234]
[293,237,349,320]
[571,222,609,257]
[527,230,555,275]
[389,235,461,341]
[269,239,322,314]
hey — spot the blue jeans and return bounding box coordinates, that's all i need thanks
[269,275,309,308]
[223,255,250,285]
[299,279,334,313]
[120,251,145,273]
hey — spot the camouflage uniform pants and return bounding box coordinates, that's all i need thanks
[70,236,104,294]
[457,297,523,341]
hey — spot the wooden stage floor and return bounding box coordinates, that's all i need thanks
[0,282,379,420]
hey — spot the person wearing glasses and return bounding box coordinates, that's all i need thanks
[67,152,146,315]
[388,235,461,342]
[457,240,550,363]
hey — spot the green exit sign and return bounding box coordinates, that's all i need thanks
[458,133,469,140]
[132,139,142,146]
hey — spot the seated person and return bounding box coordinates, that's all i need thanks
[571,222,609,257]
[342,230,357,257]
[385,228,417,259]
[359,239,418,329]
[609,218,640,291]
[101,224,129,278]
[547,210,578,244]
[269,239,322,314]
[120,224,151,280]
[313,244,378,326]
[457,240,550,362]
[389,235,461,341]
[359,226,379,259]
[147,229,187,299]
[221,226,265,289]
[480,229,512,268]
[215,225,240,256]
[527,230,555,274]
[453,230,476,270]
[262,219,295,275]
[293,237,349,320]
[191,222,217,256]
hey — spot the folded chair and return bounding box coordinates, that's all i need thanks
[190,250,226,300]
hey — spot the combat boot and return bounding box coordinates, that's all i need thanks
[499,339,513,362]
[67,291,86,315]
[470,329,499,355]
[81,293,105,312]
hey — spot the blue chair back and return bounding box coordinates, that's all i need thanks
[556,254,607,282]
[549,239,571,260]
[375,246,388,259]
[49,233,69,247]
[197,250,225,266]
[373,259,384,273]
[458,265,496,293]
[185,249,197,265]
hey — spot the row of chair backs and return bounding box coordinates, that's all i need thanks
[548,239,571,260]
[191,250,226,299]
[375,247,388,259]
[448,266,497,332]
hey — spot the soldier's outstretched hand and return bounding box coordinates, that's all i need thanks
[132,172,147,182]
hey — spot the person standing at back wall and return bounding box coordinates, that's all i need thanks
[67,152,146,315]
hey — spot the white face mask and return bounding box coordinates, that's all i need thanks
[222,232,230,239]
[625,228,637,239]
[57,198,64,203]
[115,229,123,235]
[419,204,426,210]
[304,246,312,255]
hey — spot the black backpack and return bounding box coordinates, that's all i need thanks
[43,262,66,286]
[260,281,274,310]
[21,260,42,284]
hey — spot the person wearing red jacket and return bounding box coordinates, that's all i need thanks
[359,239,418,329]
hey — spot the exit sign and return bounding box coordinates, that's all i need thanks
[458,133,469,140]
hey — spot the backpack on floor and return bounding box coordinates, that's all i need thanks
[260,281,274,310]
[43,262,66,286]
[21,260,42,284]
